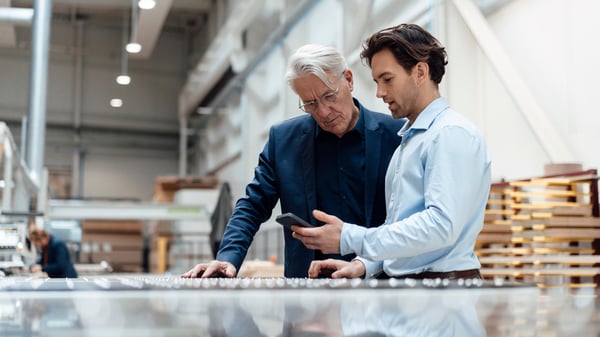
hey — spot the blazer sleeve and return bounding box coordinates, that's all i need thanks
[216,126,281,271]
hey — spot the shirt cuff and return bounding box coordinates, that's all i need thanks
[340,222,367,256]
[354,257,383,279]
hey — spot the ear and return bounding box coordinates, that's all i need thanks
[415,61,429,85]
[343,69,354,91]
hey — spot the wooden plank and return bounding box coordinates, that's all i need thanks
[510,190,580,198]
[476,233,513,243]
[513,228,600,239]
[511,217,600,229]
[475,247,533,255]
[531,247,595,255]
[512,202,583,209]
[509,176,597,187]
[480,267,600,277]
[485,209,514,216]
[535,217,600,228]
[487,199,513,205]
[82,220,144,233]
[552,206,593,216]
[530,175,599,184]
[479,255,600,265]
[537,283,598,289]
[480,224,513,232]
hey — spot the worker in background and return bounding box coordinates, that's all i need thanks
[293,24,491,280]
[29,228,78,278]
[182,44,406,278]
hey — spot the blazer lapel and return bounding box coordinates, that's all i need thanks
[364,114,382,227]
[300,123,317,221]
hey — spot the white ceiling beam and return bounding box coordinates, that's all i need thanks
[129,0,173,59]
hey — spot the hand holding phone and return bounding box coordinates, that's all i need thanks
[276,213,313,230]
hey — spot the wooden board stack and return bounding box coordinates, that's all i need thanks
[477,173,600,288]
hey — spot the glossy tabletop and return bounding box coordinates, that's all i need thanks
[0,276,598,337]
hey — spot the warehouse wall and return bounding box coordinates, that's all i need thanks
[445,0,600,180]
[192,0,600,260]
[204,0,600,188]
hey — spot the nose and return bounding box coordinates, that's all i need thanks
[312,103,335,123]
[376,85,385,99]
[314,101,332,116]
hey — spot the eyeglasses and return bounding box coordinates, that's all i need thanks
[298,79,342,114]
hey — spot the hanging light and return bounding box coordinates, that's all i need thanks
[126,42,142,54]
[116,11,131,85]
[116,75,131,85]
[126,0,142,54]
[138,0,156,10]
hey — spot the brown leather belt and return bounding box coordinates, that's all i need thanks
[379,268,482,280]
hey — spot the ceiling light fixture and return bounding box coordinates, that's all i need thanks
[110,98,123,108]
[138,0,156,10]
[126,0,142,54]
[116,12,131,85]
[126,42,142,54]
[116,74,131,85]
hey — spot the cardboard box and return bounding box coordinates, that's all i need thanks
[152,175,219,202]
[81,232,144,250]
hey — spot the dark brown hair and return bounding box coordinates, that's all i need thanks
[360,23,448,84]
[29,228,49,242]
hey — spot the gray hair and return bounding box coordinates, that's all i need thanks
[284,44,347,93]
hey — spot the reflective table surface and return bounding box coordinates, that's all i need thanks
[0,276,598,336]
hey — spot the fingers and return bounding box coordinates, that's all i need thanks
[223,263,237,278]
[307,261,321,278]
[180,261,238,279]
[308,259,344,278]
[180,264,206,278]
[201,261,237,278]
[312,209,338,224]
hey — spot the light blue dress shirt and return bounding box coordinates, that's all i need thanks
[340,97,492,278]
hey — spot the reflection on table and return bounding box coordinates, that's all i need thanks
[0,277,598,337]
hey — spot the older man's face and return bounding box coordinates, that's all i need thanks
[294,70,359,138]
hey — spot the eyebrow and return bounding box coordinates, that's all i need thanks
[301,88,336,103]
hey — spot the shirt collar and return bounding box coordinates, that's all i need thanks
[398,97,449,137]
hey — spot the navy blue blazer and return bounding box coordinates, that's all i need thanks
[37,234,78,278]
[217,99,405,277]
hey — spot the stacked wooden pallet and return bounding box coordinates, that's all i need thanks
[477,173,600,288]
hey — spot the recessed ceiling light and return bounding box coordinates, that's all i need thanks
[110,98,123,108]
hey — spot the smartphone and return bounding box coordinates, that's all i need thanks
[276,213,313,230]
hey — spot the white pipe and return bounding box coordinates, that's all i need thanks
[2,138,13,211]
[26,0,53,185]
[0,7,33,25]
